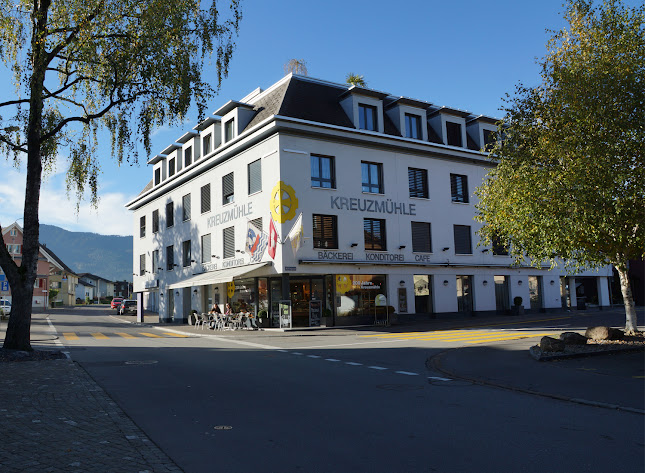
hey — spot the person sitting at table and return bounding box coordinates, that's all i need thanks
[224,303,232,315]
[208,305,222,329]
[243,312,259,330]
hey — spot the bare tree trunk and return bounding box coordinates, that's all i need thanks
[2,0,50,351]
[615,261,638,335]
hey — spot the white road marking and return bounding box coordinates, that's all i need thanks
[368,366,388,370]
[307,355,321,358]
[345,362,362,366]
[395,371,419,376]
[428,376,452,381]
[276,349,288,353]
[292,352,303,355]
[325,358,340,362]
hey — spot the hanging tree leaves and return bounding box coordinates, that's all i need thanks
[0,0,242,350]
[475,0,644,333]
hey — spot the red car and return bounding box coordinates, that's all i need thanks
[111,297,124,309]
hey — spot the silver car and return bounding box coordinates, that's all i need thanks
[0,300,11,316]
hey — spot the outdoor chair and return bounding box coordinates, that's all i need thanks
[195,313,208,330]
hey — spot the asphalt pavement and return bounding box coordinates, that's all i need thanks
[0,305,643,472]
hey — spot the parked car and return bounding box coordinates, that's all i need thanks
[111,297,124,309]
[0,300,11,316]
[118,300,137,315]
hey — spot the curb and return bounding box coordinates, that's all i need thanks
[427,348,645,416]
[529,344,645,361]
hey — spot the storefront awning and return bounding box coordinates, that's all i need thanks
[166,262,272,289]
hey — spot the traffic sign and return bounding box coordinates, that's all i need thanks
[1,281,9,291]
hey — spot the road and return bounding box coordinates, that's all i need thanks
[45,307,644,473]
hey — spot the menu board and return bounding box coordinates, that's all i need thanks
[279,300,292,329]
[309,300,322,327]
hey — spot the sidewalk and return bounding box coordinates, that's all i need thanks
[0,313,182,473]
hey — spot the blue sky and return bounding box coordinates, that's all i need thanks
[0,0,583,235]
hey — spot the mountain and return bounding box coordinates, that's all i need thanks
[39,224,133,282]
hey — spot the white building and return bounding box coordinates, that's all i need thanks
[126,74,612,327]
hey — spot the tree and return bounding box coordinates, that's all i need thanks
[475,0,644,333]
[284,58,308,76]
[0,0,242,350]
[345,73,366,87]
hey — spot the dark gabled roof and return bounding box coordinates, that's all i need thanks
[40,244,76,275]
[138,179,153,196]
[466,132,480,151]
[78,273,114,283]
[426,123,442,144]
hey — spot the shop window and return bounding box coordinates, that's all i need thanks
[166,245,174,270]
[152,209,159,233]
[454,225,472,254]
[311,154,335,188]
[201,234,211,263]
[450,173,469,203]
[139,254,145,276]
[182,194,191,221]
[201,184,211,214]
[405,113,422,139]
[222,172,234,204]
[166,201,174,228]
[313,214,338,249]
[364,218,386,251]
[408,167,428,199]
[361,161,383,194]
[446,121,463,147]
[182,240,191,267]
[139,216,146,238]
[335,274,386,317]
[411,222,432,253]
[248,159,262,195]
[223,226,234,259]
[358,104,377,131]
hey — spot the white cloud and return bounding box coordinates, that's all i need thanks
[0,161,135,236]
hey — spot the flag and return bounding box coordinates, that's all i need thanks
[246,220,268,262]
[287,213,303,256]
[268,217,279,259]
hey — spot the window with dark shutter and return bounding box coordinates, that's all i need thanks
[223,227,235,259]
[182,240,191,267]
[311,154,336,188]
[408,168,428,199]
[201,184,211,214]
[184,147,192,167]
[154,168,161,185]
[446,122,463,147]
[201,234,211,263]
[251,218,262,232]
[450,174,469,203]
[169,158,175,177]
[364,218,386,251]
[454,225,472,254]
[139,216,146,238]
[182,194,191,221]
[166,202,174,228]
[139,254,145,276]
[248,159,262,195]
[313,214,338,249]
[411,222,432,253]
[222,172,234,204]
[152,210,159,233]
[166,245,174,270]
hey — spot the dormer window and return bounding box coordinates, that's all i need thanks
[203,134,212,155]
[184,147,192,167]
[446,122,463,147]
[358,104,377,131]
[483,129,496,151]
[154,168,161,185]
[168,158,176,177]
[405,113,422,139]
[224,119,235,142]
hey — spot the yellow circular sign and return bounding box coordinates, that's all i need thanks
[226,281,236,299]
[335,275,352,294]
[269,181,299,223]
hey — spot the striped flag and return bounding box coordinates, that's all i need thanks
[268,217,279,259]
[246,221,268,262]
[287,213,303,256]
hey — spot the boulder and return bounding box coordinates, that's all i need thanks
[585,326,624,341]
[540,336,565,352]
[559,332,588,345]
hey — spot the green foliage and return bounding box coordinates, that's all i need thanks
[345,73,366,87]
[49,288,59,301]
[476,0,644,273]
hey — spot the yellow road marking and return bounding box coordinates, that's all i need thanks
[413,330,496,341]
[63,332,79,340]
[464,332,556,344]
[116,332,137,339]
[162,332,188,338]
[362,329,465,339]
[139,332,162,338]
[423,331,511,342]
[91,332,110,340]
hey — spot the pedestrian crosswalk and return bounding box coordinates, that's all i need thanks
[61,331,189,341]
[361,329,556,344]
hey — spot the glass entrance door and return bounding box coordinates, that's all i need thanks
[456,275,473,315]
[414,275,434,315]
[528,276,542,311]
[494,276,510,313]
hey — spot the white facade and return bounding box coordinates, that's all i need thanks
[127,75,612,326]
